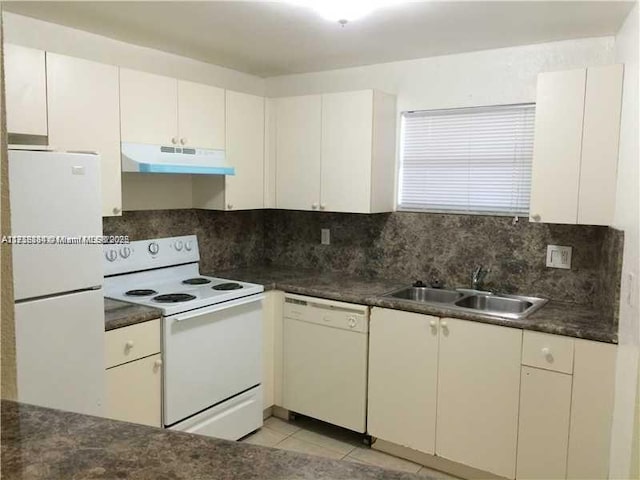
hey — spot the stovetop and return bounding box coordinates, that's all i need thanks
[104,263,264,316]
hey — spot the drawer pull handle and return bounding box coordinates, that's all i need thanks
[125,340,135,350]
[154,359,163,368]
[541,347,553,359]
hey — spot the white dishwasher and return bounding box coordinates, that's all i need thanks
[283,293,369,433]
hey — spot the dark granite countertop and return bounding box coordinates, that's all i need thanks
[104,298,162,331]
[214,265,617,344]
[0,400,424,480]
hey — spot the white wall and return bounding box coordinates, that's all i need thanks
[2,12,265,96]
[610,3,640,478]
[266,36,615,111]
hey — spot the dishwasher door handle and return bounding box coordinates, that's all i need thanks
[170,295,265,322]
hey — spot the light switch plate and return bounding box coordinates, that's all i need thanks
[546,245,572,269]
[321,229,330,245]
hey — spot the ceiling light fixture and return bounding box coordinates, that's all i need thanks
[289,0,407,25]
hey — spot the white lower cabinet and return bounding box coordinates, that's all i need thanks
[516,366,572,479]
[436,318,522,479]
[368,309,439,454]
[106,353,162,427]
[566,339,617,479]
[105,320,162,427]
[368,310,522,478]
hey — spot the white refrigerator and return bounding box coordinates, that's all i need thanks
[9,149,105,416]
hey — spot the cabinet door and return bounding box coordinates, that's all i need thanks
[529,68,586,224]
[275,95,322,211]
[120,68,178,145]
[368,308,439,454]
[321,91,373,213]
[577,64,623,226]
[517,366,572,479]
[106,353,162,427]
[47,53,122,217]
[436,318,522,479]
[5,44,47,137]
[225,90,265,210]
[566,340,616,479]
[177,80,225,149]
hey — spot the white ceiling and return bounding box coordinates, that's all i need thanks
[3,1,634,77]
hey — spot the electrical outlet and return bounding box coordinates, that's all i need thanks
[321,228,330,245]
[546,245,572,269]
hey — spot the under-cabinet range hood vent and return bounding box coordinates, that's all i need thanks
[121,142,234,175]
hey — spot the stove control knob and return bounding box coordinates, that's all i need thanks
[185,241,193,252]
[148,242,159,255]
[120,246,131,259]
[105,249,118,262]
[174,240,184,251]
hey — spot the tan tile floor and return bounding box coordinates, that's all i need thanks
[240,416,462,479]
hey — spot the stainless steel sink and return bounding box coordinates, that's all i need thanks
[383,286,547,320]
[389,287,464,303]
[455,294,533,314]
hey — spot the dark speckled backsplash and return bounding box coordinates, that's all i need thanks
[103,209,264,274]
[103,209,623,319]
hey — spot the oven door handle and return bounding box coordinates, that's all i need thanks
[170,294,265,322]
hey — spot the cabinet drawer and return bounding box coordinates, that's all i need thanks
[105,319,160,368]
[522,331,574,374]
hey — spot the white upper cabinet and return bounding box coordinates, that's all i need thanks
[5,44,48,138]
[120,68,179,146]
[177,80,225,150]
[275,90,396,213]
[47,53,122,217]
[577,64,624,225]
[192,90,265,211]
[224,90,265,210]
[275,95,323,211]
[529,64,623,225]
[120,69,225,150]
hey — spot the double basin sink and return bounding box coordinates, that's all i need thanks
[384,285,547,320]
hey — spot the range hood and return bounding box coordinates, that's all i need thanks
[121,142,234,175]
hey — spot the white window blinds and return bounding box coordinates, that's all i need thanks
[398,104,535,215]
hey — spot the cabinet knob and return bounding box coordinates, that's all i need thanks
[312,203,319,210]
[531,214,541,222]
[320,204,326,211]
[154,359,163,368]
[112,207,121,215]
[171,137,178,145]
[180,138,187,145]
[542,347,552,357]
[227,203,233,210]
[125,340,134,350]
[440,320,448,329]
[429,319,437,327]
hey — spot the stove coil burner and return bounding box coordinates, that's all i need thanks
[212,282,243,291]
[125,289,158,296]
[153,293,197,303]
[182,278,211,285]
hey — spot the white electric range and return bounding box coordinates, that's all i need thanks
[104,235,264,440]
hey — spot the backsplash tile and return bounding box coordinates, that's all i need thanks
[104,209,623,316]
[103,209,264,273]
[264,210,622,312]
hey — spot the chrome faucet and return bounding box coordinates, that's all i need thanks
[471,265,489,290]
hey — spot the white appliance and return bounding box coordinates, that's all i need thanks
[9,150,105,416]
[104,235,264,440]
[282,293,369,433]
[121,142,234,175]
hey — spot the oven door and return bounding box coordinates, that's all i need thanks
[163,294,264,426]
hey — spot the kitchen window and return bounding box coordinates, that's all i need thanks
[398,104,535,215]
